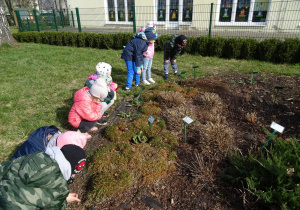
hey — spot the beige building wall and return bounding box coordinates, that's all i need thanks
[68,0,106,27]
[66,0,299,34]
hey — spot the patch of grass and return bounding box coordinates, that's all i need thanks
[9,26,19,34]
[87,142,175,201]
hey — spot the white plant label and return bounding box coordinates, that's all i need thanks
[148,115,155,124]
[270,122,285,133]
[183,116,193,124]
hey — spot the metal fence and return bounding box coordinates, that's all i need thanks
[15,9,70,32]
[16,1,300,40]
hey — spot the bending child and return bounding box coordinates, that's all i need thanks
[121,27,158,91]
[163,34,187,80]
[69,78,108,133]
[0,144,86,209]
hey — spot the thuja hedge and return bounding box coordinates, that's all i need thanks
[12,31,300,64]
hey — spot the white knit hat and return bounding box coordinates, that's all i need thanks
[95,62,112,77]
[89,78,108,99]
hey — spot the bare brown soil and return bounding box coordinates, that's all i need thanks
[68,73,299,210]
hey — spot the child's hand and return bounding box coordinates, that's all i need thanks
[67,193,81,203]
[113,83,118,89]
[137,70,141,74]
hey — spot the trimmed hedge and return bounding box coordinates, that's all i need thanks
[12,31,300,64]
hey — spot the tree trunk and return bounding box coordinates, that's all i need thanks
[0,5,17,47]
[5,0,16,26]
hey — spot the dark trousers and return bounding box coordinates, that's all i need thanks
[78,119,97,133]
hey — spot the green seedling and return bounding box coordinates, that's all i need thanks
[133,131,148,144]
[180,71,187,87]
[117,111,132,119]
[193,66,199,79]
[273,86,284,103]
[250,72,258,84]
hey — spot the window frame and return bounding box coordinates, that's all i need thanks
[215,0,272,26]
[105,0,134,24]
[154,0,193,26]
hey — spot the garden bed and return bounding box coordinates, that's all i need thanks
[67,72,299,209]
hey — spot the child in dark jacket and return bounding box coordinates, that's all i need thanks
[163,34,187,80]
[121,27,158,90]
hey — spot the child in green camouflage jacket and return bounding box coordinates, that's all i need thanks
[163,34,187,80]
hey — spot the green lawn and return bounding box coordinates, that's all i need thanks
[9,26,19,34]
[0,43,299,161]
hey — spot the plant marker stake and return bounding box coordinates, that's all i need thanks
[180,71,187,87]
[251,72,258,84]
[273,86,284,103]
[183,116,194,143]
[260,121,285,152]
[148,115,155,137]
[135,96,140,117]
[193,66,199,80]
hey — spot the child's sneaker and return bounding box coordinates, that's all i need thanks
[97,118,107,125]
[125,87,131,91]
[164,74,169,80]
[102,112,109,118]
[174,71,182,77]
[148,78,155,83]
[142,80,150,85]
[89,127,98,132]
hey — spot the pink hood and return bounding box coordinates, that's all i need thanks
[143,43,155,59]
[57,131,87,149]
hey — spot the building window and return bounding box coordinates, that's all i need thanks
[108,0,116,21]
[158,0,166,21]
[117,0,125,21]
[127,0,134,21]
[170,0,179,22]
[217,0,270,25]
[107,0,135,22]
[183,0,193,22]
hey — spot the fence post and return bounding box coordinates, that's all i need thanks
[59,10,64,28]
[15,10,23,32]
[209,3,214,38]
[52,10,58,31]
[26,18,31,31]
[33,9,40,32]
[75,7,82,32]
[71,11,75,27]
[133,5,136,33]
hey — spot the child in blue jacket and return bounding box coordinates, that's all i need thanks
[121,27,158,91]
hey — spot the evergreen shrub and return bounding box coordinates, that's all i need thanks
[222,136,300,209]
[208,36,226,57]
[13,31,300,64]
[256,38,281,62]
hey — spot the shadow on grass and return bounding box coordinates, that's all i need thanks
[56,89,77,131]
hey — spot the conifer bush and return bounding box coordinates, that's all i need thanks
[222,136,300,209]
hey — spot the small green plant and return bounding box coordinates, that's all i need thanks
[133,131,148,144]
[117,111,132,118]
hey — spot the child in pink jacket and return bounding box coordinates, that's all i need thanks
[140,21,156,85]
[68,78,108,133]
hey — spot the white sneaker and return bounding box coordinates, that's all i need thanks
[142,80,150,85]
[148,78,155,83]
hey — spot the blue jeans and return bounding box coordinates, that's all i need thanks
[142,58,153,81]
[125,60,140,88]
